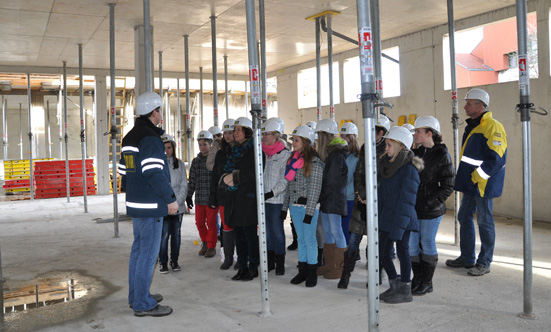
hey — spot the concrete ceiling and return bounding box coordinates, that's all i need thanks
[0,0,516,78]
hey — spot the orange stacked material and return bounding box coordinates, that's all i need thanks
[33,159,97,199]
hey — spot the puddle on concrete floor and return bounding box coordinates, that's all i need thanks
[2,271,113,332]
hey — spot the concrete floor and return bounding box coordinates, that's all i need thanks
[1,194,550,332]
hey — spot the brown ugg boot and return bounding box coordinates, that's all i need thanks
[317,243,335,276]
[324,247,345,279]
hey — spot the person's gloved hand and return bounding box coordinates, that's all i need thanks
[280,210,287,221]
[303,214,313,224]
[264,191,274,200]
[186,196,194,210]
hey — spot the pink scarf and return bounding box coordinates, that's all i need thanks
[262,141,285,156]
[284,151,305,181]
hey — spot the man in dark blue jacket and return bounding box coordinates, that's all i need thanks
[445,88,507,277]
[118,92,178,317]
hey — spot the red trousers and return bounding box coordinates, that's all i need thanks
[195,205,218,249]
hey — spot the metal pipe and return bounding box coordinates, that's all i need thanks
[211,16,219,126]
[326,13,335,120]
[46,101,51,159]
[316,17,321,121]
[2,96,6,160]
[143,0,152,92]
[245,0,271,317]
[0,245,3,329]
[177,78,182,158]
[199,67,204,129]
[259,0,267,118]
[20,102,24,160]
[371,0,383,117]
[516,0,535,320]
[27,73,35,200]
[35,284,39,309]
[357,0,379,330]
[63,62,69,202]
[58,88,63,160]
[184,35,192,166]
[159,51,163,128]
[447,0,461,246]
[109,2,119,237]
[78,44,88,212]
[224,55,229,118]
[244,80,248,112]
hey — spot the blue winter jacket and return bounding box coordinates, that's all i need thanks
[378,152,422,241]
[118,117,176,218]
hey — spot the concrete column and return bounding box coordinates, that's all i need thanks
[94,75,110,195]
[134,25,155,97]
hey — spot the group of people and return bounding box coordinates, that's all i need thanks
[120,87,507,316]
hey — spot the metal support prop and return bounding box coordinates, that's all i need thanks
[27,74,35,200]
[58,88,63,160]
[78,44,88,212]
[326,13,335,120]
[184,35,192,165]
[177,78,182,158]
[447,0,461,246]
[211,16,219,126]
[159,51,164,128]
[371,0,383,118]
[316,17,322,121]
[245,81,248,111]
[109,2,119,237]
[46,101,51,159]
[2,96,6,160]
[143,0,152,92]
[0,245,3,331]
[224,55,229,118]
[259,0,267,118]
[245,0,271,317]
[35,284,39,308]
[357,0,379,330]
[62,62,70,202]
[199,67,204,129]
[516,0,535,320]
[20,102,24,160]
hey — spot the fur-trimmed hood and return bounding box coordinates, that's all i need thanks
[411,155,424,173]
[326,138,349,155]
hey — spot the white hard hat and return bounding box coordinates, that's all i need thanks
[305,121,317,130]
[197,130,213,141]
[208,126,222,136]
[401,123,415,133]
[465,88,490,107]
[414,116,441,135]
[315,119,339,135]
[262,118,284,134]
[376,114,391,132]
[267,117,285,133]
[385,126,413,150]
[291,125,315,144]
[231,117,253,130]
[161,134,176,144]
[136,92,163,115]
[221,118,235,132]
[339,122,358,136]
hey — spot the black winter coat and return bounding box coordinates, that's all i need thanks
[413,144,455,219]
[319,142,349,216]
[209,142,232,207]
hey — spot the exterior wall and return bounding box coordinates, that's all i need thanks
[275,0,551,222]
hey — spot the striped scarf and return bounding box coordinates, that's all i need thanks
[284,151,304,181]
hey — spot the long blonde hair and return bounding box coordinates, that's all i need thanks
[317,131,334,162]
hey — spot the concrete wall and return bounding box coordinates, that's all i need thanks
[275,0,551,222]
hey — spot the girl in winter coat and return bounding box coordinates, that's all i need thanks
[316,119,349,280]
[339,122,360,244]
[281,125,324,287]
[187,130,218,258]
[262,118,291,276]
[158,134,188,273]
[378,126,423,304]
[221,117,261,282]
[209,118,236,270]
[410,116,454,295]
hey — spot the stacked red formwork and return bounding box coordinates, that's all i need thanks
[33,159,96,199]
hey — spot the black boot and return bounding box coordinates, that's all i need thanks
[384,281,413,304]
[231,268,249,281]
[267,250,275,272]
[275,254,285,276]
[338,251,356,289]
[220,231,235,270]
[317,248,324,268]
[305,264,318,287]
[413,255,437,296]
[287,222,298,250]
[411,255,423,292]
[290,262,307,285]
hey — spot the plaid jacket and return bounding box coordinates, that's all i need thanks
[282,156,324,217]
[187,152,211,206]
[263,148,291,205]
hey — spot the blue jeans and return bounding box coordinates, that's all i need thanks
[128,217,163,311]
[379,230,411,282]
[234,226,259,271]
[321,212,347,248]
[409,215,443,257]
[458,193,495,268]
[348,231,363,254]
[340,200,354,245]
[159,213,182,264]
[289,205,319,265]
[265,203,286,255]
